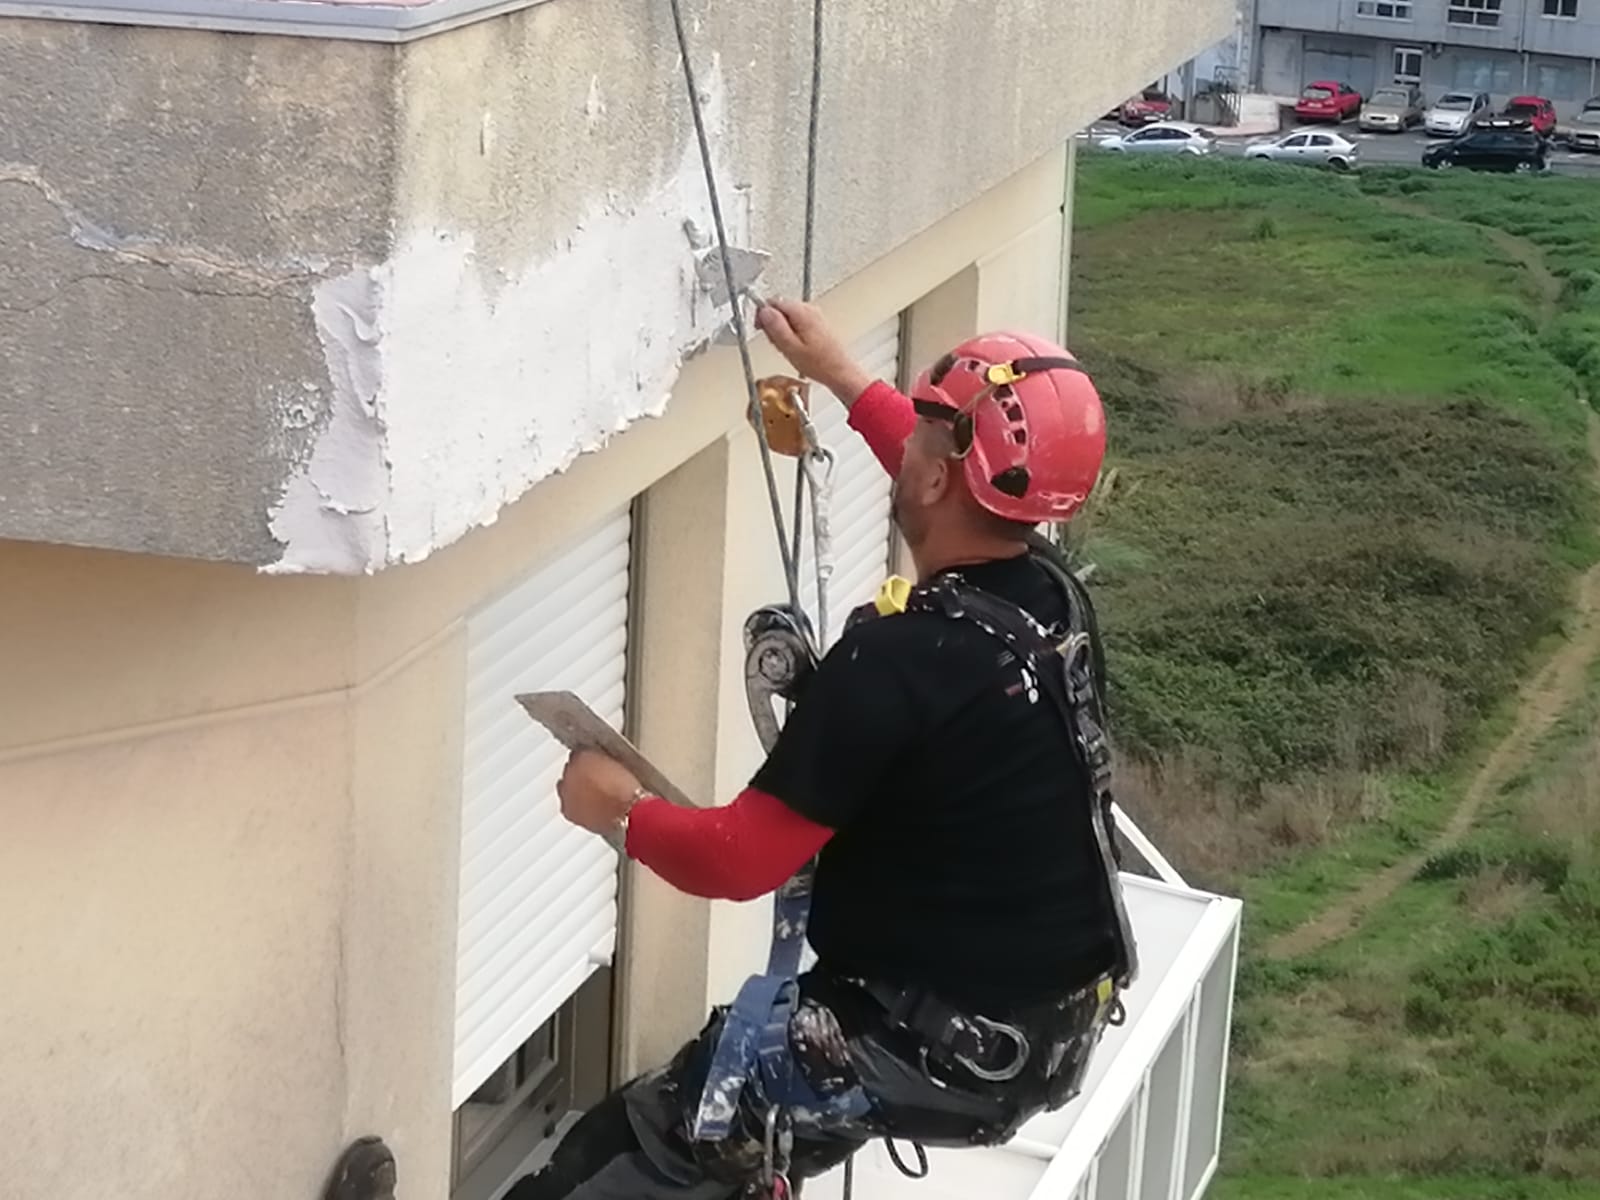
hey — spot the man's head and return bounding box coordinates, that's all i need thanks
[892,331,1106,562]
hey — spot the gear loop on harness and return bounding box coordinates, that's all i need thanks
[953,1016,1031,1084]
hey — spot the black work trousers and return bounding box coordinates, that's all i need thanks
[504,972,1085,1200]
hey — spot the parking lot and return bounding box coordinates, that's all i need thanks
[1080,121,1600,177]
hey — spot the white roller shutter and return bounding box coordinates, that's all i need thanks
[453,510,631,1107]
[800,317,901,647]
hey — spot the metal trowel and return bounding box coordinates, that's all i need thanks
[516,690,697,810]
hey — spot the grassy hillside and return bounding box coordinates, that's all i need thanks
[1070,156,1600,1196]
[1218,658,1600,1193]
[1072,156,1595,871]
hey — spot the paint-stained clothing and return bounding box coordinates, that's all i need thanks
[625,787,833,901]
[504,969,1098,1200]
[754,552,1121,1012]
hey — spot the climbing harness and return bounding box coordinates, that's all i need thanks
[897,555,1141,991]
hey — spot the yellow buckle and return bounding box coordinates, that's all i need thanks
[874,575,912,616]
[986,362,1024,386]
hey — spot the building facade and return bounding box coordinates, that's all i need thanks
[1253,0,1600,111]
[0,1,1234,1198]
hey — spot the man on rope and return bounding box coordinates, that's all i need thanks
[498,300,1137,1200]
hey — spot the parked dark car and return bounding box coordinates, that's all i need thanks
[1422,125,1549,174]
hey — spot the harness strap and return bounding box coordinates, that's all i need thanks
[903,555,1140,991]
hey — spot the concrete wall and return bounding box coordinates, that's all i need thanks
[0,141,1085,1200]
[0,0,1231,571]
[1258,24,1600,110]
[1260,0,1600,56]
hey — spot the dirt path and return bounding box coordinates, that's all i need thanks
[1266,208,1600,960]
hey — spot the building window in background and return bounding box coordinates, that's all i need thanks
[1543,0,1578,19]
[1536,62,1581,99]
[1453,56,1516,93]
[1448,0,1503,26]
[1357,1,1414,17]
[1393,46,1424,84]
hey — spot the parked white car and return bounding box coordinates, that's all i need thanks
[1425,90,1492,137]
[1244,129,1360,170]
[1097,121,1217,156]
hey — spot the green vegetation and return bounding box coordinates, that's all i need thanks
[1071,156,1600,1196]
[1073,158,1593,796]
[1222,661,1600,1187]
[1211,1179,1596,1200]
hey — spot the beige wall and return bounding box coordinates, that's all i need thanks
[0,144,1074,1200]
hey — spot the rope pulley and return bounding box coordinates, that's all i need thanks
[751,376,814,459]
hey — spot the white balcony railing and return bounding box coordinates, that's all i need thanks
[813,815,1243,1200]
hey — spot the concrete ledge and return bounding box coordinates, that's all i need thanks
[0,0,556,42]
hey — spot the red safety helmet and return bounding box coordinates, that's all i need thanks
[909,331,1105,524]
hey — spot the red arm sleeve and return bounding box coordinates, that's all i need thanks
[847,380,916,477]
[622,787,834,902]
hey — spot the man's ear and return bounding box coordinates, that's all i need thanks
[925,455,957,505]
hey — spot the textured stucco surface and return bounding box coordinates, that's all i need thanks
[0,20,395,562]
[0,537,462,1200]
[0,0,1231,567]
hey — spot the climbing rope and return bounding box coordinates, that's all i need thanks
[665,0,802,622]
[667,0,836,653]
[667,6,853,1197]
[788,0,837,649]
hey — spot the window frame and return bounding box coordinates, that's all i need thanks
[449,971,616,1200]
[1356,1,1414,19]
[1393,47,1424,85]
[1542,0,1578,18]
[1447,0,1504,27]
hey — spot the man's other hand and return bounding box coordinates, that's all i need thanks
[557,749,641,837]
[756,299,874,406]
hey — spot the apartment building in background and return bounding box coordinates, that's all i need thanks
[0,1,1240,1198]
[1250,0,1600,111]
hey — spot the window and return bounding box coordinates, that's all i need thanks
[451,975,613,1200]
[1543,0,1578,17]
[1453,58,1516,93]
[1356,1,1413,17]
[1283,134,1310,148]
[1393,47,1424,84]
[1448,0,1502,26]
[453,1020,561,1194]
[1310,135,1336,146]
[1536,62,1581,99]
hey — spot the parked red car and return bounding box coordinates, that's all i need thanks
[1295,80,1362,123]
[1500,95,1557,137]
[1119,89,1175,127]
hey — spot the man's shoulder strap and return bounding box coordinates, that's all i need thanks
[1024,532,1109,703]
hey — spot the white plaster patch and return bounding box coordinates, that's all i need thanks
[584,75,607,124]
[263,266,389,574]
[265,60,749,573]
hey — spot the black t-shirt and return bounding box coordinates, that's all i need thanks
[752,552,1120,1013]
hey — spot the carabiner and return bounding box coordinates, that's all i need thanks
[760,1106,794,1197]
[955,1016,1031,1084]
